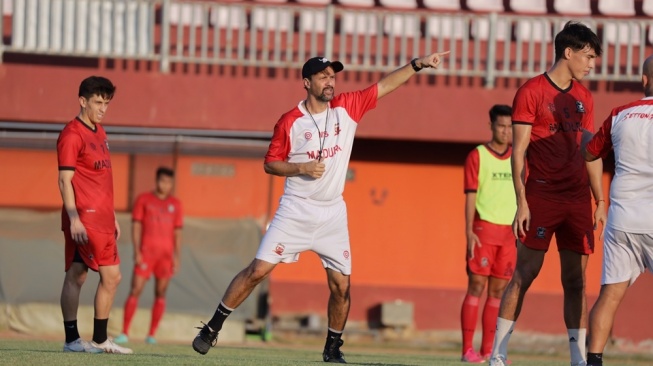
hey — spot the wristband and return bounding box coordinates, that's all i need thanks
[411,58,422,72]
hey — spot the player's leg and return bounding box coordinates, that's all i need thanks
[587,282,629,365]
[116,268,148,343]
[481,276,508,357]
[323,268,350,363]
[148,271,172,343]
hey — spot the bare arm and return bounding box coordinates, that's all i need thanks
[132,220,142,264]
[264,159,325,179]
[582,129,607,234]
[173,227,182,274]
[377,51,449,99]
[465,192,481,259]
[511,124,532,238]
[58,170,88,244]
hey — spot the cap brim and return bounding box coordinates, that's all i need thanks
[330,61,344,74]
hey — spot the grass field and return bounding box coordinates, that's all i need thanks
[1,337,653,366]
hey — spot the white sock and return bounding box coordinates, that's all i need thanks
[568,328,587,364]
[491,317,515,358]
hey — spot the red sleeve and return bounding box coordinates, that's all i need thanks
[264,117,292,163]
[57,129,83,170]
[583,90,595,133]
[586,113,613,159]
[511,84,537,125]
[132,194,146,222]
[464,148,480,193]
[331,84,378,122]
[175,200,184,228]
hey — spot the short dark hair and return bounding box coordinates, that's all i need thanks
[554,21,602,62]
[156,166,175,180]
[79,76,116,100]
[489,104,512,124]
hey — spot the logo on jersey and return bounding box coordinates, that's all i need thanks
[343,250,350,260]
[104,139,110,151]
[274,243,285,256]
[94,159,112,170]
[548,103,556,112]
[334,122,341,136]
[575,101,586,113]
[89,142,97,151]
[536,226,546,239]
[168,204,175,213]
[504,263,514,277]
[304,131,313,140]
[492,172,512,180]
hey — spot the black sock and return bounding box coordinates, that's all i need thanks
[326,329,342,347]
[587,353,603,366]
[92,318,109,344]
[207,302,232,332]
[64,320,80,343]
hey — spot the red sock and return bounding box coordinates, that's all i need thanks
[461,294,480,354]
[123,295,138,336]
[481,296,501,355]
[149,297,166,337]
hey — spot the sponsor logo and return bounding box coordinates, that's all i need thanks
[104,139,110,151]
[343,250,350,259]
[504,263,514,277]
[304,131,313,140]
[274,243,285,256]
[536,227,546,239]
[575,101,585,113]
[94,159,112,170]
[492,172,512,180]
[548,103,556,112]
[89,142,97,151]
[481,257,489,267]
[319,58,329,63]
[549,121,582,133]
[168,204,175,213]
[334,122,341,136]
[569,336,577,342]
[307,144,342,160]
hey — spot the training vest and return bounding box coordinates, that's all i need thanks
[476,145,516,225]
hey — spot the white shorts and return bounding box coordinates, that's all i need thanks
[602,227,653,285]
[256,195,352,275]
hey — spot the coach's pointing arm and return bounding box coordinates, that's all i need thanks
[376,51,450,99]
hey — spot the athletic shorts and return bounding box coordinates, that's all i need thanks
[134,252,174,280]
[467,220,516,279]
[602,227,653,286]
[64,228,120,272]
[521,195,594,254]
[256,194,351,275]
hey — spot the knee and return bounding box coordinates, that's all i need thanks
[101,270,122,290]
[329,280,350,300]
[65,269,88,288]
[467,280,486,297]
[245,263,271,284]
[561,275,585,293]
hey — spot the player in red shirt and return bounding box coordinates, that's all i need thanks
[114,167,183,345]
[488,22,606,366]
[57,76,132,354]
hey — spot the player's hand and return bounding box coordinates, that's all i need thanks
[114,218,121,241]
[303,157,326,179]
[416,51,450,69]
[70,218,89,245]
[594,200,607,240]
[466,231,481,260]
[512,202,531,240]
[173,256,180,274]
[134,251,143,266]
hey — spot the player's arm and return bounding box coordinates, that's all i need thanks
[131,220,142,264]
[114,212,121,241]
[376,51,449,99]
[58,169,88,244]
[173,227,182,273]
[465,192,481,259]
[512,123,532,238]
[264,158,325,179]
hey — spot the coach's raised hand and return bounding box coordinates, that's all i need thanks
[377,51,450,99]
[414,51,450,69]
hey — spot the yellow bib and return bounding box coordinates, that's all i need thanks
[476,145,516,225]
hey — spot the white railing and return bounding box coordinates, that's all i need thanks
[1,0,651,87]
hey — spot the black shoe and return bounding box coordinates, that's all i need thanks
[192,322,218,355]
[323,338,347,363]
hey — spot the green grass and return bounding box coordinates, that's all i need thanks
[0,338,652,366]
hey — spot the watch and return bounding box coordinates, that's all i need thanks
[411,58,422,72]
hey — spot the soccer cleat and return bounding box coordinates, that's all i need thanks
[91,339,134,354]
[63,338,104,353]
[145,336,157,345]
[461,348,485,363]
[571,362,587,366]
[483,354,512,365]
[192,322,219,355]
[322,337,347,363]
[113,334,129,344]
[489,354,508,366]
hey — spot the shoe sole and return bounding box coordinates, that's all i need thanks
[192,341,210,355]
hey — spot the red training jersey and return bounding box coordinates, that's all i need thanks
[512,73,593,202]
[57,117,115,233]
[132,192,183,255]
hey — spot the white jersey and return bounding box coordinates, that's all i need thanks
[264,85,378,201]
[586,97,653,233]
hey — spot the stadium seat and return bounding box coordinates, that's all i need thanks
[209,4,247,29]
[296,0,332,4]
[341,12,379,35]
[553,0,591,15]
[467,0,503,12]
[338,0,375,7]
[423,0,461,10]
[2,0,11,15]
[598,0,635,16]
[472,18,509,41]
[602,21,641,45]
[299,8,327,33]
[169,3,205,26]
[379,0,418,9]
[384,13,420,38]
[426,16,467,40]
[645,0,653,16]
[251,6,293,31]
[510,0,546,14]
[515,19,552,43]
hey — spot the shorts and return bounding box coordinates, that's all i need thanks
[602,227,653,286]
[256,195,351,275]
[64,228,120,272]
[134,252,174,280]
[521,195,594,254]
[467,220,516,279]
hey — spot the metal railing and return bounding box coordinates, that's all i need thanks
[1,0,652,87]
